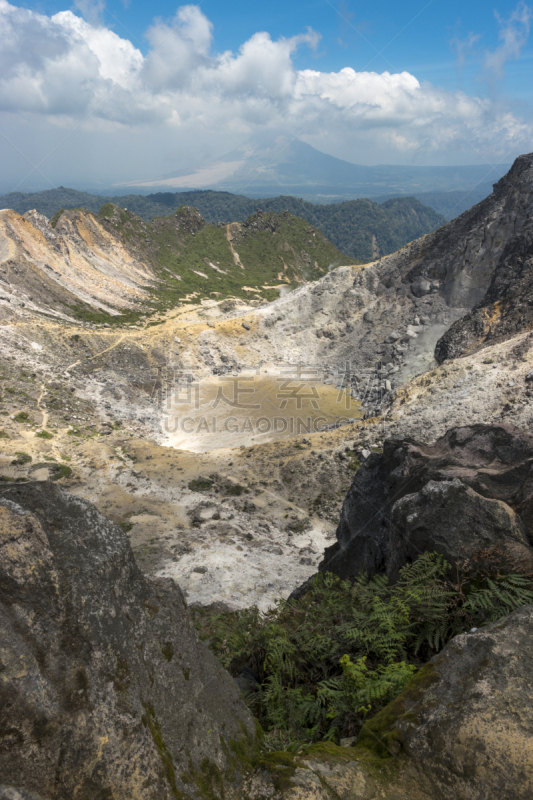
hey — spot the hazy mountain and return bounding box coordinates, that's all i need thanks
[117,137,510,201]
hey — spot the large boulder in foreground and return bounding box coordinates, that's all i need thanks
[321,424,533,581]
[0,483,256,800]
[357,604,533,799]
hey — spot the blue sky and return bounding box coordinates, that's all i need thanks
[2,0,533,189]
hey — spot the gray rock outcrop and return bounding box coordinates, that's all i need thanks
[357,603,533,799]
[0,482,256,800]
[320,423,533,581]
[436,213,533,361]
[252,153,533,390]
[387,477,533,581]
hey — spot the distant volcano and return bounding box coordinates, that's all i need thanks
[117,136,510,200]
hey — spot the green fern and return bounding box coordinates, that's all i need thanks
[191,551,533,747]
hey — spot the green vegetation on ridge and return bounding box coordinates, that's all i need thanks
[31,201,356,326]
[94,203,356,312]
[3,186,446,262]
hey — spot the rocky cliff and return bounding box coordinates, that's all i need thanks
[246,152,533,392]
[321,423,533,582]
[436,214,533,361]
[0,208,155,320]
[0,204,355,324]
[0,482,256,800]
[3,478,533,800]
[357,603,533,800]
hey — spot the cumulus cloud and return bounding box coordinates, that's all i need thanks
[0,0,531,189]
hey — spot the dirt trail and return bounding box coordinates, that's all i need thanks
[225,224,244,268]
[65,333,127,373]
[36,383,48,430]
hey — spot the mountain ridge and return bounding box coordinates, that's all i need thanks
[1,188,446,262]
[0,203,356,323]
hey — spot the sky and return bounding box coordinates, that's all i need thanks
[1,0,533,191]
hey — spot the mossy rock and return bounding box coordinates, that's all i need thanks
[356,663,437,759]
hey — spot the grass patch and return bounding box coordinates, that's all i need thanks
[68,303,142,327]
[67,427,82,436]
[36,429,54,439]
[52,464,72,480]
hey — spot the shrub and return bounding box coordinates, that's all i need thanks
[224,483,244,496]
[188,477,214,492]
[11,452,32,465]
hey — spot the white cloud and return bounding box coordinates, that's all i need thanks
[450,31,483,71]
[72,0,105,28]
[141,5,213,91]
[485,1,532,79]
[0,0,531,189]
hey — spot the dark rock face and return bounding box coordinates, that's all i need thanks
[394,151,533,309]
[388,478,532,581]
[436,215,533,361]
[0,483,255,800]
[321,424,533,581]
[358,604,533,799]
